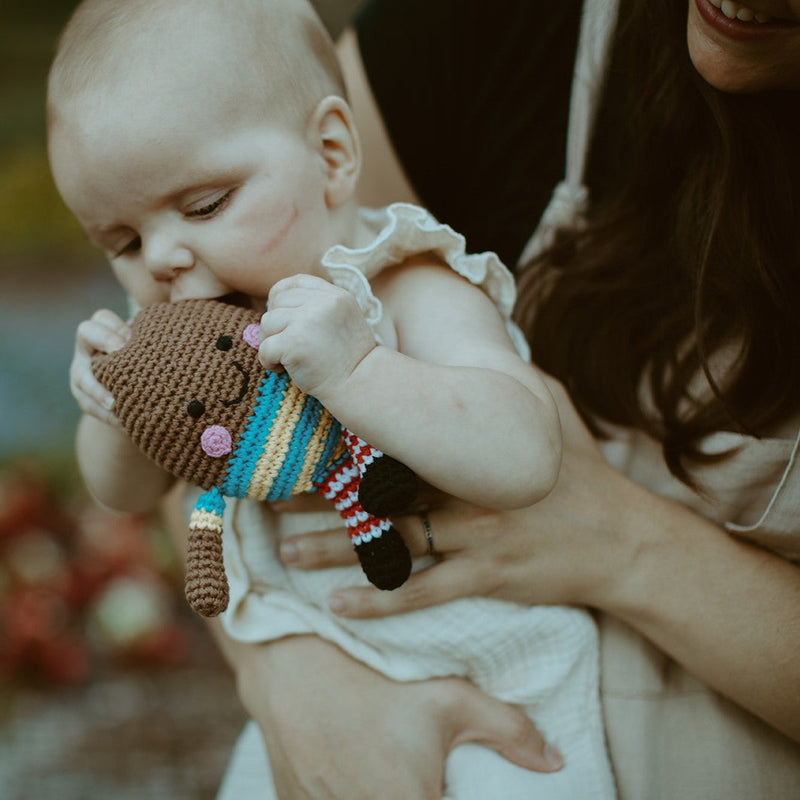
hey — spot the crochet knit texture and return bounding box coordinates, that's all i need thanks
[92,299,416,617]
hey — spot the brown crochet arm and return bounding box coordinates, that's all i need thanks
[185,508,229,617]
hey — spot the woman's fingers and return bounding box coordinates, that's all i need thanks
[271,494,335,513]
[278,492,454,567]
[429,678,563,773]
[279,501,471,568]
[327,557,489,618]
[280,526,359,568]
[392,508,460,556]
[280,530,492,617]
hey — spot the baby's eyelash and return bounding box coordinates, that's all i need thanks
[186,190,233,219]
[115,235,142,258]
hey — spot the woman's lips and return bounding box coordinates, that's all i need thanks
[695,0,798,40]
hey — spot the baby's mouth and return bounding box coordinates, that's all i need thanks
[216,291,252,308]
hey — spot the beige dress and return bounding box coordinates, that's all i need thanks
[593,424,800,799]
[524,1,800,796]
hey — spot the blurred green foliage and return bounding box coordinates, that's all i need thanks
[0,145,89,258]
[1,1,77,150]
[0,1,95,262]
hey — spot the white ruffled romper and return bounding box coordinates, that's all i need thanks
[215,202,617,799]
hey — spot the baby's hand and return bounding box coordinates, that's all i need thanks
[259,274,376,399]
[70,309,131,426]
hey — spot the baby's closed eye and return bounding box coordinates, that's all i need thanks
[184,189,235,219]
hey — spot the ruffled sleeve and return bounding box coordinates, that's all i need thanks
[320,203,531,360]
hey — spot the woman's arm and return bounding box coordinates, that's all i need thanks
[282,378,800,742]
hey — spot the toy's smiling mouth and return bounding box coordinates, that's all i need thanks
[220,361,250,407]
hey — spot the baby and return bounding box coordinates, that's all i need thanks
[47,1,615,797]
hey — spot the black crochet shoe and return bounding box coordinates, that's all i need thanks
[355,526,413,590]
[358,454,419,518]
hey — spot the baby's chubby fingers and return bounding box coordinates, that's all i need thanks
[70,309,131,425]
[258,280,325,371]
[257,307,288,372]
[78,308,132,351]
[267,273,334,307]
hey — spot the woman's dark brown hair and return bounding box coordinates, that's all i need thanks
[515,0,800,485]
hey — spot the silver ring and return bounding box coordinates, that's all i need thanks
[419,511,435,555]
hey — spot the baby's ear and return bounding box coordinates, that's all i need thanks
[308,95,361,209]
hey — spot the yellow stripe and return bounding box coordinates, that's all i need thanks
[189,509,224,533]
[247,383,305,499]
[293,411,346,494]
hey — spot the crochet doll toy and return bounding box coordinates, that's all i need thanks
[91,298,417,617]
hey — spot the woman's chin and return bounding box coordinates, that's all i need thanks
[687,0,800,93]
[689,30,774,92]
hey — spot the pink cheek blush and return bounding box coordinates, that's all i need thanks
[242,324,260,349]
[201,425,232,457]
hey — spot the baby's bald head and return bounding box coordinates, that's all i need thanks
[47,0,346,135]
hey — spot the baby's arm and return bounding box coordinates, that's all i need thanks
[260,261,561,509]
[71,309,174,512]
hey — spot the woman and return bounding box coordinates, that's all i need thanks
[211,0,800,797]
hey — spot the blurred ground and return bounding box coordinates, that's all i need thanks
[1,261,124,466]
[0,666,246,800]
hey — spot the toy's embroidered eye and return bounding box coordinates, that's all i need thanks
[216,335,233,351]
[187,400,206,418]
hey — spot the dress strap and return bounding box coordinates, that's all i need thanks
[518,0,621,267]
[726,424,800,535]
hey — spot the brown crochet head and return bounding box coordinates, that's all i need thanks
[91,298,416,617]
[92,299,262,491]
[91,299,267,617]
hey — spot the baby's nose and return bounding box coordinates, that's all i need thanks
[144,233,194,280]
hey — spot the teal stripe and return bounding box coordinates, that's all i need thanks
[265,392,320,501]
[310,413,345,486]
[221,371,289,498]
[195,485,225,515]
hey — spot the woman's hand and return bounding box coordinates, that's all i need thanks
[230,635,563,800]
[70,308,131,426]
[277,379,800,740]
[279,376,639,616]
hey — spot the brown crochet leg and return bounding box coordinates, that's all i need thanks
[185,526,229,617]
